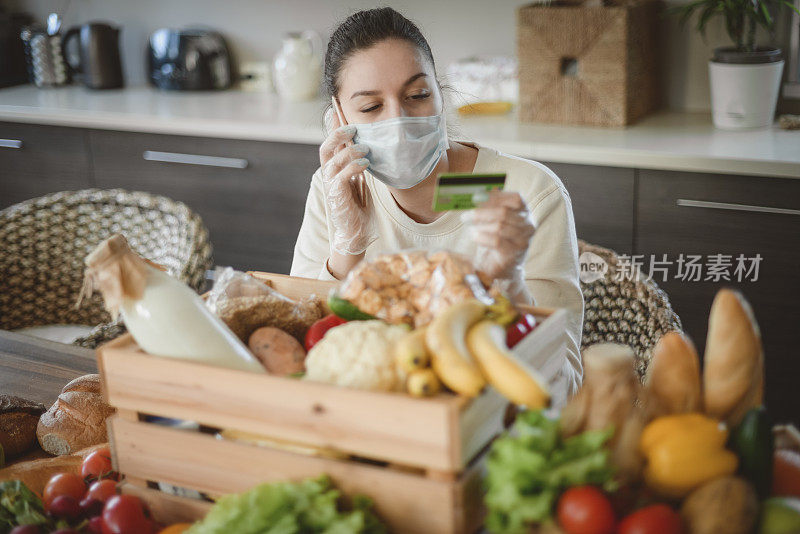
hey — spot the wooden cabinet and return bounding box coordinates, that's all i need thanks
[89,130,319,273]
[0,121,92,209]
[636,169,800,423]
[543,162,634,254]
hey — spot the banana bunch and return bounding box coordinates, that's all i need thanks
[394,299,550,409]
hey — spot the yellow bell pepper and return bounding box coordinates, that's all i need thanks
[639,413,738,498]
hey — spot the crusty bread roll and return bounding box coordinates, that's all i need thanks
[645,332,702,416]
[703,289,764,426]
[0,395,46,458]
[37,374,115,456]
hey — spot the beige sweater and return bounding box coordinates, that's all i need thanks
[291,144,584,403]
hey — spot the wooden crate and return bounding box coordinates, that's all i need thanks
[517,0,660,126]
[98,273,567,533]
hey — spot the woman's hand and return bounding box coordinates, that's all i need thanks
[463,191,536,300]
[319,112,375,277]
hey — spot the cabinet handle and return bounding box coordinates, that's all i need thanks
[677,198,800,216]
[0,139,23,149]
[143,150,248,169]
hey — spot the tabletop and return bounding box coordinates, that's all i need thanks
[0,329,97,406]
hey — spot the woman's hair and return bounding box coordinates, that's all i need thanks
[324,7,435,98]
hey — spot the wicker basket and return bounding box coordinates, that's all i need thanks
[517,0,659,126]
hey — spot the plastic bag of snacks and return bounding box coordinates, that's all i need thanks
[206,267,326,343]
[338,250,494,328]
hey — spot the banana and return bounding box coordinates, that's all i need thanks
[407,369,441,397]
[394,328,430,373]
[466,319,550,409]
[426,300,487,397]
[486,294,518,327]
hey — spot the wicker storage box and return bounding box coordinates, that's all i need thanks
[98,272,569,533]
[517,0,659,126]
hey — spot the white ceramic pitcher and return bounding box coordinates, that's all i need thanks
[273,30,322,102]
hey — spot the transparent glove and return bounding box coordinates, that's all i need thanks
[461,191,536,294]
[319,113,376,256]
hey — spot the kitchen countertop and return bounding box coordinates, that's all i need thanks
[1,85,798,178]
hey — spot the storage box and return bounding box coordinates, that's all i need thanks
[98,272,568,533]
[517,0,659,126]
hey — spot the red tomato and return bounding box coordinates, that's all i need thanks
[88,479,119,503]
[557,486,616,534]
[82,448,114,480]
[304,314,347,351]
[506,313,537,348]
[618,504,684,534]
[43,473,87,508]
[102,495,154,534]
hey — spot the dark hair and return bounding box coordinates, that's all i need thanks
[324,7,435,98]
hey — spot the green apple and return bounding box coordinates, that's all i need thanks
[760,497,800,534]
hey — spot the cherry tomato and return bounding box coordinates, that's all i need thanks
[82,448,114,480]
[557,486,616,534]
[773,449,800,498]
[10,526,42,534]
[618,504,684,534]
[506,313,537,348]
[102,495,154,534]
[43,472,87,508]
[304,314,347,351]
[88,479,119,503]
[87,516,106,534]
[81,497,105,517]
[49,495,82,521]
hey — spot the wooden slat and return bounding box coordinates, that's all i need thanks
[120,483,211,525]
[247,271,337,301]
[100,335,462,470]
[111,417,486,534]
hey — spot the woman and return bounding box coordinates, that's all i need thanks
[291,7,583,395]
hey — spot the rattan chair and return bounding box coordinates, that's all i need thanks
[0,189,213,348]
[578,240,682,380]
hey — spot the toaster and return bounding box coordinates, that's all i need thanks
[148,28,233,90]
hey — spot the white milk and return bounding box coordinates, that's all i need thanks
[119,267,264,373]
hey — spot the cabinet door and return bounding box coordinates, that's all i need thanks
[0,122,92,209]
[543,162,634,254]
[636,169,800,423]
[89,130,320,273]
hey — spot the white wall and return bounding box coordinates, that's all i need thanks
[11,0,794,112]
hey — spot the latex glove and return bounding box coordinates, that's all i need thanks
[461,191,536,293]
[319,111,375,256]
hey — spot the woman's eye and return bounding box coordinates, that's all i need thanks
[360,104,381,113]
[409,92,430,101]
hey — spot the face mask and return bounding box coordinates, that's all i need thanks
[353,113,449,190]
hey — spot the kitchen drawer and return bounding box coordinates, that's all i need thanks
[89,130,320,273]
[636,169,800,423]
[0,122,92,209]
[543,162,634,254]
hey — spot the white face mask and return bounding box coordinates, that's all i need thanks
[353,113,449,190]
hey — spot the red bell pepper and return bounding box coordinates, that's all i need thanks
[304,314,347,352]
[506,313,537,348]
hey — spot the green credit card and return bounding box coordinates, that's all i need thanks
[432,172,506,211]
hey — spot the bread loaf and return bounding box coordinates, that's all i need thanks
[645,331,702,416]
[0,443,107,495]
[0,396,46,458]
[37,374,115,456]
[703,289,764,426]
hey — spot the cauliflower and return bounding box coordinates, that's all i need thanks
[304,320,408,391]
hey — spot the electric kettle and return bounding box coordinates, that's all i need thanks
[63,21,123,89]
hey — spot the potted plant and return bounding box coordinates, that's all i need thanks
[674,0,800,129]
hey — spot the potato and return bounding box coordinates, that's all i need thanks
[681,476,758,534]
[248,326,306,376]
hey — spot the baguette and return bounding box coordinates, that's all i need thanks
[37,374,115,456]
[703,289,764,426]
[0,443,106,496]
[645,331,702,416]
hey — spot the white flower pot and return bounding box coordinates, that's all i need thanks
[709,58,784,130]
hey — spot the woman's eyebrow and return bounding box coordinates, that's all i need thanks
[349,72,428,100]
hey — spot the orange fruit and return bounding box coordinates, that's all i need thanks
[159,523,193,534]
[773,449,800,497]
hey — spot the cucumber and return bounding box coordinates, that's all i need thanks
[328,295,377,321]
[732,405,774,497]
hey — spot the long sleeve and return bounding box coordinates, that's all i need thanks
[524,184,584,402]
[290,169,338,281]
